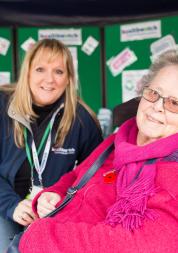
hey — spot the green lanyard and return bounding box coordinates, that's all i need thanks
[24,104,64,188]
[24,122,51,170]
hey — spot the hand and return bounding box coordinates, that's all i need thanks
[37,192,61,218]
[13,199,38,226]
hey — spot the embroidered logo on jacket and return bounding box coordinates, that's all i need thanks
[52,147,75,155]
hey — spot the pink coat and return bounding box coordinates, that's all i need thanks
[19,134,178,253]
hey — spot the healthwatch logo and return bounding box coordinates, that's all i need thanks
[52,147,75,155]
[120,20,161,42]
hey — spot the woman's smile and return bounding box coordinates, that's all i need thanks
[146,114,164,125]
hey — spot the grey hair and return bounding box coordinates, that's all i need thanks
[138,49,178,95]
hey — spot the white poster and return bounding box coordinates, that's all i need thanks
[21,37,36,52]
[122,69,148,102]
[38,29,82,45]
[0,72,10,85]
[150,34,177,62]
[107,48,137,77]
[121,20,161,42]
[0,37,10,56]
[81,36,99,55]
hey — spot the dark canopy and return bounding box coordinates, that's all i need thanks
[0,0,178,26]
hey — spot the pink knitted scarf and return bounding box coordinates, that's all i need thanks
[105,117,178,230]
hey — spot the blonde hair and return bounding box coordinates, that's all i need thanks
[139,49,178,95]
[10,39,78,147]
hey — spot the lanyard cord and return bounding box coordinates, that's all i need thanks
[23,104,64,188]
[24,123,51,188]
[24,122,51,169]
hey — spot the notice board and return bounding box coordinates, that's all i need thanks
[105,15,178,110]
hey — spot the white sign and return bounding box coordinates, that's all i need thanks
[0,37,10,56]
[107,48,137,77]
[122,70,148,102]
[150,35,177,62]
[121,20,161,42]
[0,72,10,85]
[38,29,82,45]
[21,37,36,52]
[81,36,99,55]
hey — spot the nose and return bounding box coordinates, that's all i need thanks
[45,71,54,83]
[153,97,164,112]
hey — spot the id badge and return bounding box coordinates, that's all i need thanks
[29,185,43,200]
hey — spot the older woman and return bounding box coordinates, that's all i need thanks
[0,39,102,252]
[19,50,178,253]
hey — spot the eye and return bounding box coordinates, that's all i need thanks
[35,67,44,72]
[165,97,178,113]
[152,90,158,95]
[169,98,178,106]
[145,88,159,100]
[149,89,158,96]
[55,69,63,75]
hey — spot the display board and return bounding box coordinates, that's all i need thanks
[17,26,102,113]
[105,15,178,110]
[0,27,14,84]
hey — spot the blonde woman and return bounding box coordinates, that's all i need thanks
[0,39,102,253]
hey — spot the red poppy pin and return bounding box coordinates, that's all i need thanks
[103,169,117,183]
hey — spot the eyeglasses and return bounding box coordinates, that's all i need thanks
[142,87,178,113]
